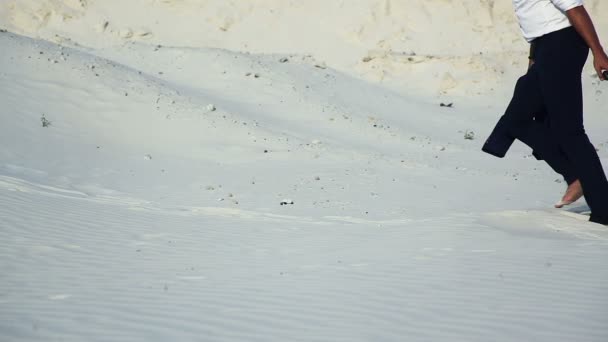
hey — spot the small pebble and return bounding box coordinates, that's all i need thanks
[280,199,295,206]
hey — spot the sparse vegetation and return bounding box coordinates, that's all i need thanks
[41,114,51,127]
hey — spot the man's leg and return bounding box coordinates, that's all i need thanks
[485,66,578,184]
[538,46,608,224]
[527,109,582,206]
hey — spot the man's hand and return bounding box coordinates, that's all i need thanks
[594,51,608,81]
[565,6,607,80]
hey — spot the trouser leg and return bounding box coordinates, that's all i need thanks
[485,67,578,184]
[539,68,608,224]
[514,120,579,185]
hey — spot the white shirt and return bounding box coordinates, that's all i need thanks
[512,0,584,42]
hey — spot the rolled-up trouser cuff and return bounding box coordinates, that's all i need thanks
[482,118,515,158]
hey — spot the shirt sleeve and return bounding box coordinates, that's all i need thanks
[550,0,584,12]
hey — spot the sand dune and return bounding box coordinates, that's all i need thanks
[3,0,606,97]
[1,1,608,341]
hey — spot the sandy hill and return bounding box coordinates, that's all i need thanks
[2,0,606,98]
[1,1,608,341]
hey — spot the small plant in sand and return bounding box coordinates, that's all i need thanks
[41,114,51,128]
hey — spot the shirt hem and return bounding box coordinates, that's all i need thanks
[523,22,573,42]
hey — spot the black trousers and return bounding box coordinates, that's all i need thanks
[482,27,608,224]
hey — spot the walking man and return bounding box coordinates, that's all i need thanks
[482,0,608,224]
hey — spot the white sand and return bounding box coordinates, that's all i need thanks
[1,1,608,341]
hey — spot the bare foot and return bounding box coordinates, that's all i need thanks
[555,179,583,208]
